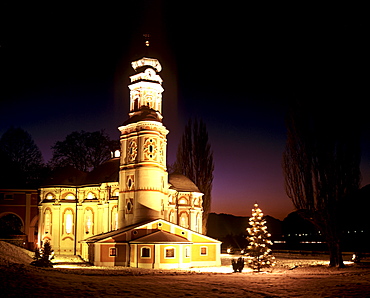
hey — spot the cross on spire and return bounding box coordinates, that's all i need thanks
[143,33,150,47]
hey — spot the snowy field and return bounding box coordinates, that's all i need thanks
[1,241,370,297]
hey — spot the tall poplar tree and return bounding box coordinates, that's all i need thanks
[283,101,361,267]
[173,118,214,234]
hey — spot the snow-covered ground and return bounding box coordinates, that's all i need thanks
[1,241,370,297]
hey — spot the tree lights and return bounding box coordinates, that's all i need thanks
[246,203,276,272]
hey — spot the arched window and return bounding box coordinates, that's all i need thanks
[111,206,118,230]
[65,193,75,200]
[64,209,74,234]
[179,212,189,229]
[84,208,93,234]
[44,209,51,234]
[134,97,139,110]
[112,189,119,198]
[0,213,24,235]
[168,210,175,224]
[178,197,188,205]
[87,192,95,200]
[46,193,54,200]
[195,213,201,233]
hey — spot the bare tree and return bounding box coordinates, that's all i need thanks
[50,130,116,172]
[173,119,214,234]
[283,102,361,267]
[0,127,44,187]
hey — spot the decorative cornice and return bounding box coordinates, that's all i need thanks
[119,121,168,136]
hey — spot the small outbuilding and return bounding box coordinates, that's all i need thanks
[81,218,221,269]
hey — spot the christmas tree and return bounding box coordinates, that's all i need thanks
[246,203,276,272]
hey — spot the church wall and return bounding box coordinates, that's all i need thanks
[136,244,154,268]
[190,243,221,267]
[159,244,180,264]
[100,243,127,265]
[174,227,188,238]
[38,183,119,255]
[0,189,39,249]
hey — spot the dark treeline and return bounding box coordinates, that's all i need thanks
[0,127,118,188]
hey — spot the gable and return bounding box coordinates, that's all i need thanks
[130,230,192,244]
[82,218,220,245]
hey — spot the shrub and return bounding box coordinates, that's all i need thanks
[31,241,54,268]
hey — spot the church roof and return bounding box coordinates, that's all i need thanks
[82,218,221,244]
[82,220,155,243]
[42,159,202,195]
[123,106,162,125]
[41,166,87,186]
[84,158,119,184]
[130,230,192,244]
[168,174,201,193]
[42,158,119,187]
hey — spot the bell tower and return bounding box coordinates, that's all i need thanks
[117,42,168,228]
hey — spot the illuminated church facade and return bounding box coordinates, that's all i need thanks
[37,53,221,269]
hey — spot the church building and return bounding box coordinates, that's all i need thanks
[37,50,221,269]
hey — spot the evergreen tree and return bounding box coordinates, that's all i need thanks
[31,240,54,268]
[246,203,276,272]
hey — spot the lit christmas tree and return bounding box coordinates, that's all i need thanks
[246,203,276,272]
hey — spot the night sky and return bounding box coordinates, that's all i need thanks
[1,2,367,220]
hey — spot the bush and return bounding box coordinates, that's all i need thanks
[31,241,54,268]
[232,257,244,272]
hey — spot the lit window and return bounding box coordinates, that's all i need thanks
[111,206,118,230]
[44,210,51,234]
[65,211,73,234]
[87,192,95,200]
[109,247,117,256]
[178,197,188,205]
[169,211,175,223]
[179,212,188,228]
[85,216,91,233]
[141,247,150,258]
[65,193,75,200]
[195,213,200,233]
[200,247,207,256]
[85,209,93,234]
[165,247,175,258]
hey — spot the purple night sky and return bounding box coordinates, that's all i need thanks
[1,2,367,220]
